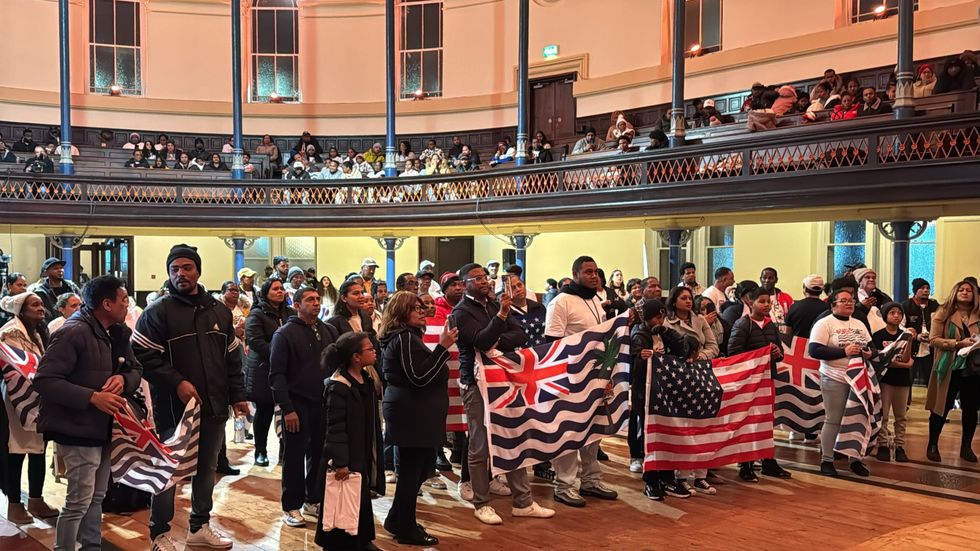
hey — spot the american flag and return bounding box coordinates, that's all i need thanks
[511,305,548,347]
[424,315,467,432]
[110,397,200,495]
[0,342,40,430]
[773,336,824,434]
[643,347,775,472]
[834,355,882,460]
[476,314,630,476]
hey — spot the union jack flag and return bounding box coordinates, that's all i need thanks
[0,342,41,430]
[476,314,630,476]
[110,397,200,494]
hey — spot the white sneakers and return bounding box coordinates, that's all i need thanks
[512,502,555,519]
[629,459,643,473]
[458,481,474,501]
[425,477,447,490]
[281,509,306,528]
[151,535,178,551]
[385,470,397,483]
[185,524,233,549]
[488,477,512,496]
[474,505,503,525]
[302,502,320,518]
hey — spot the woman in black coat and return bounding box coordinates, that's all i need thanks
[316,331,385,551]
[379,291,456,546]
[327,278,378,345]
[245,278,289,466]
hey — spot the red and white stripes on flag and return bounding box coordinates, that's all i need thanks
[110,397,201,495]
[424,318,467,432]
[0,342,41,430]
[643,347,775,472]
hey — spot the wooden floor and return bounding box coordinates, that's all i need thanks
[4,388,980,551]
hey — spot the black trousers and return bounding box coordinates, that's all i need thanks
[253,401,276,455]
[385,446,435,537]
[928,370,980,448]
[281,396,326,511]
[4,453,45,503]
[628,409,644,459]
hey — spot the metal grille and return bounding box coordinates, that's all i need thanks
[878,126,980,163]
[751,139,868,174]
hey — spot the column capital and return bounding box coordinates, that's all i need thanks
[656,229,694,247]
[507,233,538,249]
[48,234,80,248]
[221,237,257,250]
[374,236,407,251]
[874,220,929,242]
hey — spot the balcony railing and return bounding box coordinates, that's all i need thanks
[2,113,978,228]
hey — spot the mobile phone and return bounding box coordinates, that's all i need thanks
[447,314,457,331]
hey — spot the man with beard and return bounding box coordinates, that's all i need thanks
[759,267,794,328]
[133,245,248,551]
[29,257,82,323]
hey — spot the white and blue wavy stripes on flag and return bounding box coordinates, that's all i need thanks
[110,397,201,494]
[0,342,40,430]
[476,314,630,476]
[835,355,882,460]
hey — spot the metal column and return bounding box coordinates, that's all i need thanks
[384,0,398,177]
[669,0,686,148]
[58,0,74,175]
[515,0,530,166]
[893,0,916,119]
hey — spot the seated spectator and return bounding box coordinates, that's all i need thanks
[124,149,150,168]
[400,159,420,177]
[155,133,170,152]
[363,143,385,164]
[24,146,54,173]
[616,135,634,154]
[913,64,936,98]
[368,161,385,178]
[150,156,169,170]
[98,129,113,148]
[419,140,443,162]
[456,144,480,168]
[242,152,256,175]
[45,126,62,146]
[121,132,140,150]
[455,153,477,172]
[340,160,362,179]
[812,68,844,100]
[856,87,892,116]
[933,57,976,94]
[325,146,341,163]
[571,127,608,155]
[190,138,208,159]
[803,81,839,122]
[843,76,861,99]
[205,152,229,171]
[534,130,553,148]
[654,110,672,133]
[747,89,779,132]
[44,142,79,158]
[0,141,17,163]
[222,136,235,153]
[771,85,798,116]
[354,154,372,175]
[173,151,193,170]
[314,159,343,180]
[304,144,323,165]
[529,137,554,163]
[741,82,765,112]
[961,50,979,78]
[293,131,323,158]
[886,78,897,101]
[795,89,811,113]
[284,160,311,180]
[162,142,180,162]
[140,140,157,159]
[488,141,515,167]
[690,99,707,126]
[255,134,282,171]
[189,154,208,171]
[436,156,453,174]
[830,91,859,120]
[396,140,413,162]
[644,129,668,150]
[342,147,358,163]
[448,136,464,160]
[606,112,636,142]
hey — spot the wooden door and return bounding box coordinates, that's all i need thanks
[530,74,577,149]
[552,76,577,143]
[418,236,474,276]
[531,81,557,140]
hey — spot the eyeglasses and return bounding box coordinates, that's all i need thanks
[834,299,856,305]
[465,275,488,282]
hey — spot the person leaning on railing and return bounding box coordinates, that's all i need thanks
[24,146,54,173]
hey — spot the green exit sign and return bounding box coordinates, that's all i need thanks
[542,44,559,59]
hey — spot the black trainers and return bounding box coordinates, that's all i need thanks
[850,462,871,477]
[738,466,758,483]
[926,445,942,463]
[894,447,909,463]
[579,483,618,500]
[661,480,692,498]
[596,446,610,461]
[255,452,270,467]
[760,459,792,479]
[533,465,556,481]
[643,482,665,501]
[820,461,838,477]
[875,447,891,462]
[961,447,978,463]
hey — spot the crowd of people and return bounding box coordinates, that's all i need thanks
[1,244,978,550]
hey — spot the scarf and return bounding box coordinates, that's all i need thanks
[935,319,966,383]
[559,280,597,300]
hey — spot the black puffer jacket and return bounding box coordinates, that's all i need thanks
[727,315,780,357]
[132,282,245,430]
[269,316,339,414]
[34,309,142,445]
[244,299,289,403]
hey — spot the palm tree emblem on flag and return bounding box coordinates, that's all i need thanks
[592,334,619,425]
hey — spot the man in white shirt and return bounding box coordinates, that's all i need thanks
[544,255,619,508]
[701,267,734,311]
[678,262,705,295]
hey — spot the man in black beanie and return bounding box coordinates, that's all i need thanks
[901,277,939,386]
[133,244,247,551]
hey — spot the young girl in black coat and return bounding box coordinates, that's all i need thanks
[316,331,385,551]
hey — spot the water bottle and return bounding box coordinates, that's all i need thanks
[234,416,246,444]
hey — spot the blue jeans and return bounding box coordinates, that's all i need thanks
[150,416,226,539]
[55,444,112,551]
